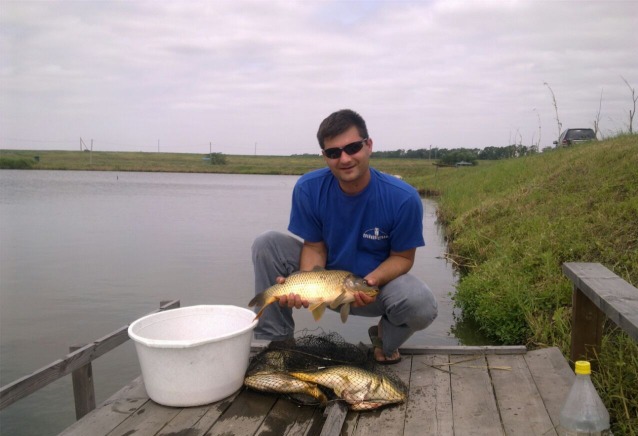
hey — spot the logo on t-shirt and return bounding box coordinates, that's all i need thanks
[362,227,389,241]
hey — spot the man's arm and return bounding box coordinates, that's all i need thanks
[299,240,327,271]
[352,248,416,307]
[365,247,416,287]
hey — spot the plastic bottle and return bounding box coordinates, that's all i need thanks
[559,360,611,435]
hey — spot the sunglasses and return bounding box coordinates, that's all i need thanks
[322,138,368,159]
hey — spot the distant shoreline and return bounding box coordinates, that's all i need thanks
[0,149,444,195]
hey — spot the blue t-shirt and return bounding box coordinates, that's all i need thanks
[288,167,425,277]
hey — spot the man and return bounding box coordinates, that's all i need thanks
[252,109,437,364]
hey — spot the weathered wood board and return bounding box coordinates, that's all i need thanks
[57,347,573,436]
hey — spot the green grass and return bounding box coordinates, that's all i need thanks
[430,135,638,434]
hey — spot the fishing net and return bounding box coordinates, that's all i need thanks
[244,330,408,410]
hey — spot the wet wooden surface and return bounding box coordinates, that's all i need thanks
[58,346,573,436]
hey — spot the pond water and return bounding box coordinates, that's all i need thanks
[0,170,465,435]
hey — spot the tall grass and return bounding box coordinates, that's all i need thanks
[430,135,638,434]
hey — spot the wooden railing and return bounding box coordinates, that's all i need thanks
[563,262,638,362]
[0,300,180,419]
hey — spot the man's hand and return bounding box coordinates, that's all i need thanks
[274,276,310,309]
[278,293,310,309]
[353,276,379,307]
[353,291,376,307]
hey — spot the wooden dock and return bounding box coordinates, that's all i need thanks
[57,346,573,436]
[2,262,636,435]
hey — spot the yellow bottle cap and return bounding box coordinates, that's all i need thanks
[574,361,591,375]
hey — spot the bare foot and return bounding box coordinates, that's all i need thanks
[374,347,401,363]
[373,323,401,364]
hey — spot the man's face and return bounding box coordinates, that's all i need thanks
[322,125,373,194]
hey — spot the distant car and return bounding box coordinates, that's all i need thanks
[553,128,597,146]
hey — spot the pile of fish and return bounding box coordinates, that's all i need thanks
[248,268,379,323]
[243,333,407,411]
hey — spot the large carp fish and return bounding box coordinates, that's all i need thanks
[289,366,406,411]
[249,269,379,323]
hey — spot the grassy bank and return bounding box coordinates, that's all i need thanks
[429,135,638,434]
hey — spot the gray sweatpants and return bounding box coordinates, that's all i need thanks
[251,231,438,355]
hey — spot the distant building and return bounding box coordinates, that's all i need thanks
[455,161,473,167]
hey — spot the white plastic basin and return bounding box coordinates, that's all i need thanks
[128,305,257,407]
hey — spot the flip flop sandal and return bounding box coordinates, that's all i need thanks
[368,325,401,365]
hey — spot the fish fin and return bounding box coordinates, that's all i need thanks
[309,302,327,321]
[340,303,350,323]
[329,291,348,309]
[288,266,325,276]
[250,296,277,320]
[350,401,383,411]
[248,291,268,307]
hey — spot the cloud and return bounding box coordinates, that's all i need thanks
[1,0,637,154]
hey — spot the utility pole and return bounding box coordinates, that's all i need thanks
[254,142,257,156]
[209,142,212,165]
[158,139,160,153]
[89,139,93,165]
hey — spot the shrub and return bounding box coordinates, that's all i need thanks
[0,158,34,169]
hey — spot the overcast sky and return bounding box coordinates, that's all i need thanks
[1,0,637,155]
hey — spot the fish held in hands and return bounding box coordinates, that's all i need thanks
[249,269,379,322]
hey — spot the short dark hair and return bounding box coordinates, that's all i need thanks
[316,109,368,149]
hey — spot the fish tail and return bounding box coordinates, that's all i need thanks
[253,306,267,320]
[309,386,328,406]
[250,295,277,320]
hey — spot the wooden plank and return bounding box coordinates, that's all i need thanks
[205,388,276,434]
[0,299,180,411]
[320,401,349,436]
[283,403,320,436]
[352,356,412,436]
[0,327,128,410]
[156,390,240,435]
[338,409,360,436]
[303,407,328,436]
[59,376,149,436]
[107,400,182,436]
[69,344,96,420]
[450,354,504,435]
[399,345,527,355]
[256,398,316,435]
[524,347,574,430]
[563,262,638,342]
[571,287,604,362]
[487,353,557,435]
[404,354,453,436]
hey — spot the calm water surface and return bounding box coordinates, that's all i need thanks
[0,170,461,435]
